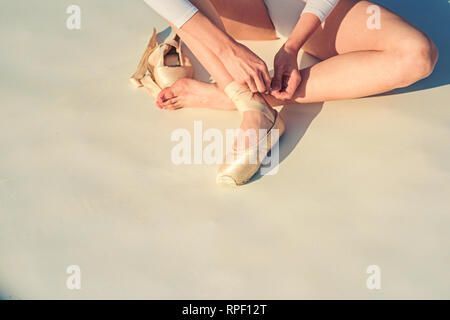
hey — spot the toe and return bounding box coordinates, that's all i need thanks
[157,87,175,104]
[161,97,180,110]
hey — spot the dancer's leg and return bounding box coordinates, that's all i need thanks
[273,0,439,104]
[161,0,438,109]
[161,0,232,91]
[157,0,276,146]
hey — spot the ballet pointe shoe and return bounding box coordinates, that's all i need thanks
[148,33,194,90]
[216,82,285,186]
[130,28,194,98]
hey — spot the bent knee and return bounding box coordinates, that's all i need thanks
[390,34,439,88]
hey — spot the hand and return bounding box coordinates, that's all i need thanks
[271,43,301,100]
[222,41,272,94]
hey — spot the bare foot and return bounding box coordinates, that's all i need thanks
[156,78,235,111]
[157,78,277,149]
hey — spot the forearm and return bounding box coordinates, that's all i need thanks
[284,13,322,53]
[145,0,236,57]
[284,0,340,52]
[178,12,236,57]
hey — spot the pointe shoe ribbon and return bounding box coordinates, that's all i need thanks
[216,82,285,186]
[130,28,194,98]
[224,82,275,122]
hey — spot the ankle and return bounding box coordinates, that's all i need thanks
[242,110,266,122]
[241,110,274,130]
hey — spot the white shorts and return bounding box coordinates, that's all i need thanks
[264,0,307,39]
[145,0,337,38]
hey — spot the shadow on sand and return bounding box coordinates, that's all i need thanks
[249,102,324,183]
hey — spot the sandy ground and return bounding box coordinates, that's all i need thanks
[0,0,449,299]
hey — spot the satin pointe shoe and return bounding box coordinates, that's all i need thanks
[216,82,285,186]
[130,28,194,98]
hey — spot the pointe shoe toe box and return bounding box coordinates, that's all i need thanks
[216,111,285,186]
[216,175,238,187]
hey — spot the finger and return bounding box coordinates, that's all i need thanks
[260,65,272,93]
[284,70,301,99]
[275,86,297,101]
[271,87,293,101]
[254,71,267,93]
[274,91,293,101]
[282,74,289,92]
[270,90,285,100]
[246,77,258,93]
[271,79,294,101]
[271,66,284,91]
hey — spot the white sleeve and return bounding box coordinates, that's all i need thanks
[144,0,199,28]
[302,0,339,22]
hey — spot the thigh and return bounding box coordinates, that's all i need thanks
[210,0,277,40]
[302,0,429,59]
[188,0,277,40]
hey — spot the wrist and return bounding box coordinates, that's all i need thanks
[284,40,301,55]
[214,33,237,58]
[183,12,236,58]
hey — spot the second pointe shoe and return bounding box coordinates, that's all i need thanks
[216,82,285,186]
[130,28,194,98]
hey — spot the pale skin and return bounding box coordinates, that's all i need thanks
[156,0,439,135]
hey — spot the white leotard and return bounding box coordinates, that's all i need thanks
[144,0,339,29]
